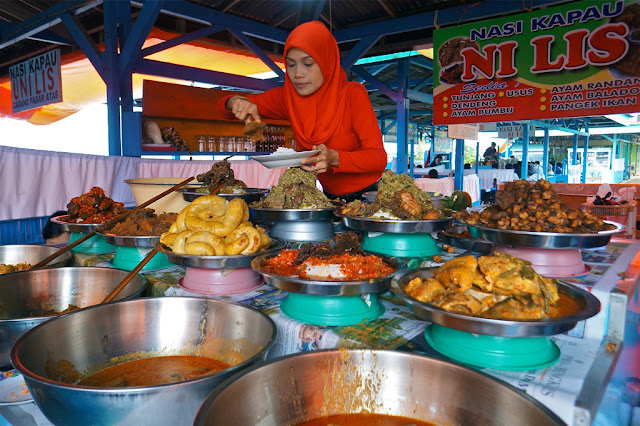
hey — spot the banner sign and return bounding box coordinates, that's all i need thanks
[497,124,532,139]
[448,123,478,140]
[433,0,640,125]
[9,49,62,113]
[433,129,452,152]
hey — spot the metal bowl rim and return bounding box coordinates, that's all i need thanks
[195,348,566,426]
[155,238,285,261]
[391,268,601,328]
[180,188,267,195]
[51,215,105,229]
[335,213,453,225]
[251,250,400,287]
[96,231,161,241]
[465,220,625,238]
[249,207,337,212]
[0,244,73,268]
[0,266,147,322]
[11,296,277,391]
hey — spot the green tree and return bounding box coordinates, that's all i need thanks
[464,144,477,165]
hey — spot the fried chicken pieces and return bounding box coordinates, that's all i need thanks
[404,252,560,320]
[454,179,615,233]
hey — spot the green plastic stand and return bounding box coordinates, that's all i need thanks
[425,324,560,371]
[110,246,172,271]
[68,232,115,254]
[281,293,384,326]
[362,232,441,258]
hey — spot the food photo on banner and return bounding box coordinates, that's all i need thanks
[433,0,640,125]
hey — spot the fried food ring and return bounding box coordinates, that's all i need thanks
[185,231,225,256]
[184,195,228,232]
[175,206,190,232]
[184,197,248,237]
[224,225,262,255]
[183,241,216,256]
[160,231,178,247]
[256,226,271,249]
[171,230,195,254]
[168,222,178,234]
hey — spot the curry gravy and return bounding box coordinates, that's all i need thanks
[298,413,435,426]
[77,355,230,387]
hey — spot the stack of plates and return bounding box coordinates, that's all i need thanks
[249,150,320,169]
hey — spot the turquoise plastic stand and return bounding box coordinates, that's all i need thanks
[110,246,172,271]
[281,293,384,326]
[425,324,561,371]
[362,233,441,258]
[68,232,115,254]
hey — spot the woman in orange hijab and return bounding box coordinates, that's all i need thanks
[216,21,387,201]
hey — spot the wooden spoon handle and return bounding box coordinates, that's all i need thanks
[101,248,158,304]
[33,176,195,269]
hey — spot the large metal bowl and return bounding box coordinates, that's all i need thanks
[391,268,601,337]
[181,188,267,204]
[195,349,565,425]
[466,220,625,249]
[252,250,399,296]
[0,267,145,369]
[11,297,277,426]
[0,244,73,270]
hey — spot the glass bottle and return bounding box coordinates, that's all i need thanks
[207,135,217,152]
[197,135,206,152]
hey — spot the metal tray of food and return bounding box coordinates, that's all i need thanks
[337,214,453,234]
[51,215,105,233]
[251,251,399,296]
[437,225,492,254]
[250,207,337,222]
[97,231,160,248]
[466,221,625,249]
[155,239,285,269]
[181,188,267,203]
[0,244,73,270]
[391,268,601,337]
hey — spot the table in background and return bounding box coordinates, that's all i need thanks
[414,174,481,202]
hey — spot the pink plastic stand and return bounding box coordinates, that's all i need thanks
[492,245,590,278]
[179,267,263,295]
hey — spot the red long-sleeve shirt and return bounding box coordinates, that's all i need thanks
[216,84,387,195]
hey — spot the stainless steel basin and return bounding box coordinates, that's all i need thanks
[195,349,565,425]
[0,266,145,369]
[0,244,73,270]
[12,297,277,426]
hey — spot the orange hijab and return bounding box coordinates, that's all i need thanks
[283,21,351,149]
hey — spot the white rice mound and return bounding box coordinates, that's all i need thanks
[371,210,400,220]
[301,263,346,280]
[270,147,297,156]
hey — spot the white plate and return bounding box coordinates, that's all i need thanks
[0,370,32,405]
[249,150,320,169]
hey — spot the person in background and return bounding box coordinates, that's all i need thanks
[217,21,387,202]
[464,163,471,169]
[42,210,70,246]
[483,142,497,162]
[508,155,518,165]
[429,154,443,167]
[428,169,439,179]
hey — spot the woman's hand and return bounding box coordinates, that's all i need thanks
[300,144,339,174]
[226,96,261,123]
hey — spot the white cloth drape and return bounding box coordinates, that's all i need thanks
[0,146,285,220]
[414,174,481,202]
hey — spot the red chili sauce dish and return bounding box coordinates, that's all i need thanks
[260,232,396,281]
